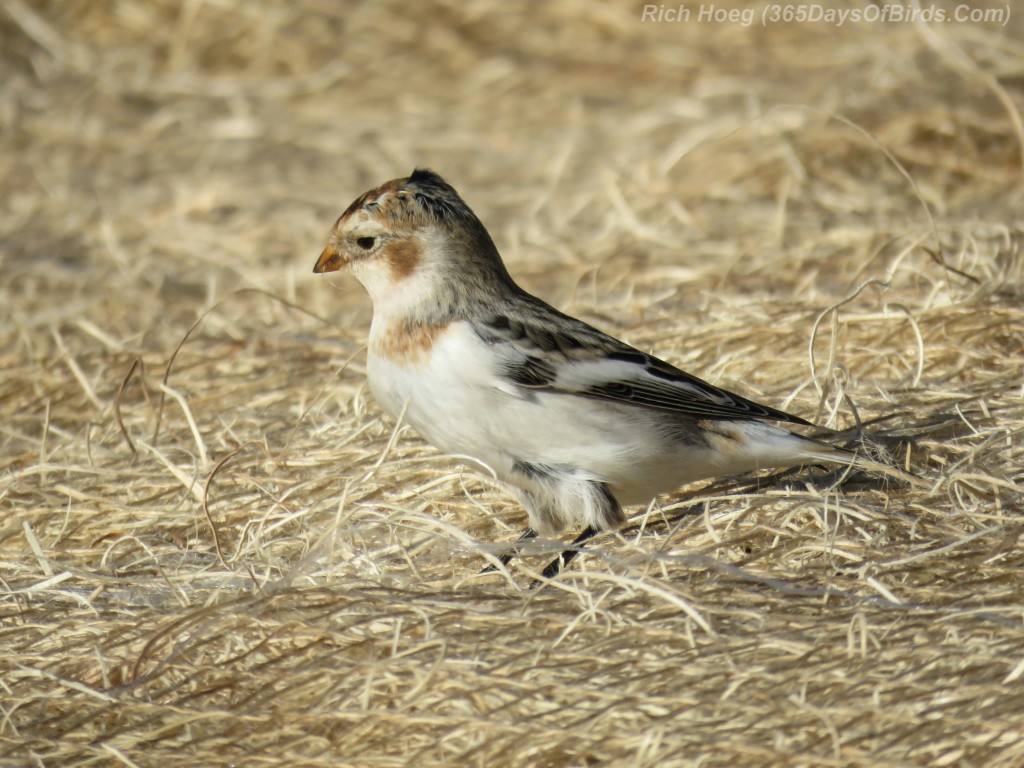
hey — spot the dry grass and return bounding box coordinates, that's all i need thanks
[2,1,1024,766]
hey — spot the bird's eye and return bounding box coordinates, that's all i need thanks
[356,236,375,250]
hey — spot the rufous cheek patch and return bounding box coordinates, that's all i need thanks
[384,239,422,281]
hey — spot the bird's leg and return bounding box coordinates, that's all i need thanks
[537,525,599,581]
[479,527,537,573]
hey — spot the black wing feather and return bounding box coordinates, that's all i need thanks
[476,299,811,427]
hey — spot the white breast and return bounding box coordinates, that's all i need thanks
[366,321,517,474]
[365,320,670,492]
[364,317,823,522]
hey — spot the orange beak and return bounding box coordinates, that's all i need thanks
[313,241,346,273]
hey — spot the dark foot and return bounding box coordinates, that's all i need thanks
[479,527,537,574]
[533,525,599,584]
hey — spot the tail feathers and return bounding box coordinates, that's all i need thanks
[719,420,928,489]
[796,439,928,489]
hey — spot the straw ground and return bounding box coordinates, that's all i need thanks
[2,1,1023,766]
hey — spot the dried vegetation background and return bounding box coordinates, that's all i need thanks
[2,1,1024,766]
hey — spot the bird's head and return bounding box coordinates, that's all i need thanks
[314,169,514,316]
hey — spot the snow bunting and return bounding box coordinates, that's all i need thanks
[314,169,900,578]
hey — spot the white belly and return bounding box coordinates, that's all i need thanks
[365,320,819,523]
[367,323,697,500]
[367,321,521,478]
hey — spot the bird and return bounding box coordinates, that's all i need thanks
[314,168,908,579]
